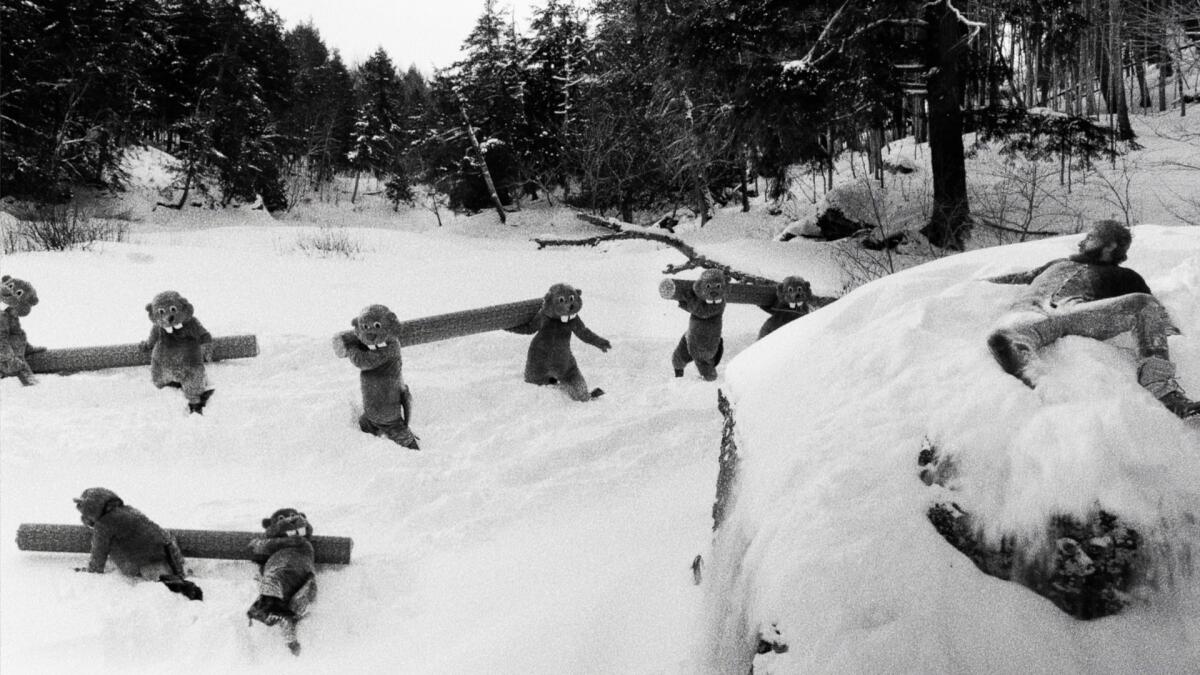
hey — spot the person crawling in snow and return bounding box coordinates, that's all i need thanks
[985,219,1200,421]
[73,487,203,601]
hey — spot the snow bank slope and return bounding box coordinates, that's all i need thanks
[705,225,1200,674]
[0,222,755,674]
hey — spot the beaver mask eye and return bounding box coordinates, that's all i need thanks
[372,321,382,329]
[14,289,22,297]
[169,306,177,313]
[158,308,166,315]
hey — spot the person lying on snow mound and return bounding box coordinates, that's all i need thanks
[986,219,1200,421]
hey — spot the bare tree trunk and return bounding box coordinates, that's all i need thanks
[458,103,508,225]
[1106,0,1136,139]
[739,152,750,213]
[920,0,973,251]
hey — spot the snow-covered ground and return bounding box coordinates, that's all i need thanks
[2,109,1199,674]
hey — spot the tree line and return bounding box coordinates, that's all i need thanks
[2,0,1196,248]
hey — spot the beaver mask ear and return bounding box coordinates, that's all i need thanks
[182,298,193,314]
[145,303,154,318]
[387,311,400,333]
[351,316,360,330]
[262,517,273,529]
[1,275,9,283]
[102,496,123,514]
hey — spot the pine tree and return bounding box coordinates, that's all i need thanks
[0,0,169,200]
[348,48,403,202]
[521,0,590,200]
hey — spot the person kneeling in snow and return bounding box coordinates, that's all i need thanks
[985,219,1200,421]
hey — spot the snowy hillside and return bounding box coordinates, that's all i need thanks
[703,225,1200,674]
[3,110,1200,674]
[0,215,750,673]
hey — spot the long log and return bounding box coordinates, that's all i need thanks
[393,298,542,347]
[658,278,778,305]
[26,334,259,374]
[16,523,352,565]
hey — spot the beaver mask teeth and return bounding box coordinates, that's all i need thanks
[560,315,570,323]
[789,302,797,308]
[163,325,174,334]
[287,528,302,537]
[366,343,377,351]
[173,323,183,330]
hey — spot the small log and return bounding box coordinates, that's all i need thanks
[395,298,543,347]
[26,335,259,375]
[16,523,353,564]
[658,278,778,305]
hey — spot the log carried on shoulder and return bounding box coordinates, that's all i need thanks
[26,334,259,375]
[658,278,778,305]
[394,298,543,347]
[16,522,353,565]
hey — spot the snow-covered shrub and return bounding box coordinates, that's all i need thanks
[921,440,1144,620]
[293,225,363,258]
[1,204,128,253]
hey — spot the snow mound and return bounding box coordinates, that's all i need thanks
[703,225,1200,674]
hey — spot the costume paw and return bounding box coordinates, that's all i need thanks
[331,334,350,358]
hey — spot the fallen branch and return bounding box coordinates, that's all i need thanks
[975,218,1058,237]
[534,232,642,249]
[554,213,776,285]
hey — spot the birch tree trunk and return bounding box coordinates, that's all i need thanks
[458,103,508,225]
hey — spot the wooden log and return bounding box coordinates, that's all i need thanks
[16,523,352,565]
[394,298,543,347]
[658,278,778,305]
[26,334,259,375]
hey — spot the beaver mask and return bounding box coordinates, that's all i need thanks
[146,291,194,334]
[262,508,314,538]
[693,269,727,305]
[351,304,400,350]
[542,283,582,323]
[776,276,812,309]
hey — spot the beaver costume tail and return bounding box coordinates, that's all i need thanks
[160,575,204,601]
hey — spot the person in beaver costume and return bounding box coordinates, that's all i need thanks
[756,275,830,340]
[507,282,611,401]
[73,487,203,601]
[247,508,317,656]
[672,269,727,381]
[0,274,44,385]
[140,290,214,414]
[333,304,420,449]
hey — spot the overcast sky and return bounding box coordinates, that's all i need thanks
[261,0,525,73]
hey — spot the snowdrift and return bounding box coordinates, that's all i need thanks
[703,225,1200,674]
